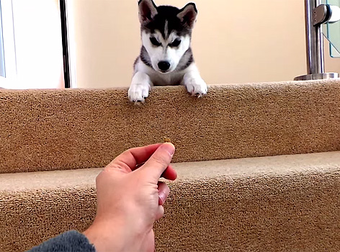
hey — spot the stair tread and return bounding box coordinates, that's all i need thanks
[1,151,339,192]
[1,151,340,252]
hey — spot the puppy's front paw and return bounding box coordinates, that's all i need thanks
[184,77,208,98]
[128,82,150,103]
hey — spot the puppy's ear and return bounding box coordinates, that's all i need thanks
[177,3,197,28]
[138,0,158,24]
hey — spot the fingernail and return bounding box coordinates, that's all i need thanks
[158,194,166,205]
[162,142,175,157]
[158,190,169,205]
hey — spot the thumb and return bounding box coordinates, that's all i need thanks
[140,143,175,181]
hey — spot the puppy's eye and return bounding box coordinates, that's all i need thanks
[150,37,161,47]
[169,39,181,47]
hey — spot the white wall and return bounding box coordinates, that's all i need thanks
[69,0,340,88]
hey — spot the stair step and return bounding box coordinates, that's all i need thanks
[1,151,340,251]
[1,79,340,173]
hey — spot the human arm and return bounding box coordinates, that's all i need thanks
[27,143,176,252]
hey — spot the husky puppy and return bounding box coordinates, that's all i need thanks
[128,0,207,103]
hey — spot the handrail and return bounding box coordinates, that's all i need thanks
[295,0,339,80]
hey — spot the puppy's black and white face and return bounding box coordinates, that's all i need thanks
[138,0,197,74]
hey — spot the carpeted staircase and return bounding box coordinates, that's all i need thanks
[1,80,340,251]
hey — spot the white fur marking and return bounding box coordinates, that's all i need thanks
[181,64,208,97]
[141,30,191,73]
[128,68,151,102]
[164,20,168,39]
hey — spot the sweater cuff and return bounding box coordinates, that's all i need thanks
[27,230,96,252]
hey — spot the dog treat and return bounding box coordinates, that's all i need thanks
[164,137,172,143]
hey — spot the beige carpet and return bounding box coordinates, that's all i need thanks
[0,80,340,251]
[1,151,340,252]
[1,79,340,173]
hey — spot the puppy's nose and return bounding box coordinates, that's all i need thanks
[158,61,170,72]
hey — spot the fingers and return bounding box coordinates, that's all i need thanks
[156,182,170,221]
[140,143,175,182]
[106,143,177,181]
[158,181,170,206]
[107,143,162,172]
[156,181,169,221]
[162,164,177,181]
[155,206,165,221]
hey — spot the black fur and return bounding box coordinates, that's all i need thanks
[141,5,194,38]
[139,46,153,68]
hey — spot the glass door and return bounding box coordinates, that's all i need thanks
[322,0,340,57]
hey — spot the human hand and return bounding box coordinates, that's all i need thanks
[83,143,177,252]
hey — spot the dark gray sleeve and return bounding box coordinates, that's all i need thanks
[26,230,96,252]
